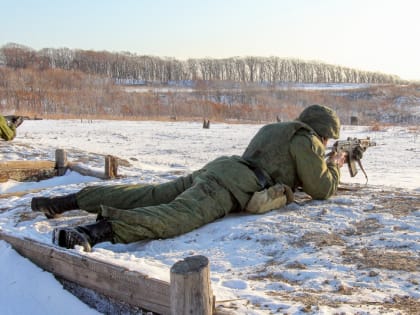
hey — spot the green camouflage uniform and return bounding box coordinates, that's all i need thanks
[77,156,260,243]
[0,116,16,141]
[76,105,341,244]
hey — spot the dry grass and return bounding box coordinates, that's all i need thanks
[407,125,420,133]
[368,122,390,131]
[342,248,420,272]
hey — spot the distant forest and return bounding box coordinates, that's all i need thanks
[0,43,419,124]
[0,43,404,84]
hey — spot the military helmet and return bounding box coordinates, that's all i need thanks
[297,104,341,139]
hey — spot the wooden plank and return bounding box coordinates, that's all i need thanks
[0,160,56,169]
[67,162,108,180]
[0,160,57,182]
[0,231,171,315]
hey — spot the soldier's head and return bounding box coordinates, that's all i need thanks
[297,105,341,140]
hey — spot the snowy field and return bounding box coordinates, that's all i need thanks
[0,119,419,314]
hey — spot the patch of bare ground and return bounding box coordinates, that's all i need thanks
[386,296,420,315]
[248,268,300,286]
[251,264,420,314]
[343,217,384,236]
[293,231,345,247]
[338,184,420,217]
[372,194,420,217]
[342,248,420,272]
[249,185,420,314]
[407,125,420,133]
[264,291,420,314]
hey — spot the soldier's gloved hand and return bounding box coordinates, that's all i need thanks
[245,184,294,214]
[327,151,347,168]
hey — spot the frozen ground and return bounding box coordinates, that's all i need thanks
[0,119,419,314]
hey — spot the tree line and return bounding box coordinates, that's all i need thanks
[1,43,418,124]
[0,43,404,84]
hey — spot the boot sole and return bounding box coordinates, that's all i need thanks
[53,228,92,252]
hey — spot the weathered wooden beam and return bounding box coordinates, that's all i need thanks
[0,231,171,315]
[0,160,56,169]
[0,160,56,182]
[67,162,107,179]
[67,155,118,180]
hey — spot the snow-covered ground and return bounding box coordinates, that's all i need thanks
[0,119,419,314]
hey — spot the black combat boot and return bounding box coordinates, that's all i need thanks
[31,194,78,219]
[52,219,113,252]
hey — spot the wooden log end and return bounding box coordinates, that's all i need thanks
[170,255,212,315]
[171,255,209,274]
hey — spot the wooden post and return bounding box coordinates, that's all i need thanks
[350,116,359,125]
[0,173,8,182]
[203,119,210,129]
[170,255,213,315]
[55,149,68,176]
[104,155,118,179]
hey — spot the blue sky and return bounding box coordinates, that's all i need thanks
[1,0,419,80]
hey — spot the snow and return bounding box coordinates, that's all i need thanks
[0,119,419,314]
[0,241,99,315]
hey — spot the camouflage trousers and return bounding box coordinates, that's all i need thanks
[76,156,260,243]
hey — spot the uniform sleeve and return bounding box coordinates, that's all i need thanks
[0,116,16,141]
[289,133,340,200]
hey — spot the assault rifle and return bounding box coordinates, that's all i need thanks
[327,137,376,183]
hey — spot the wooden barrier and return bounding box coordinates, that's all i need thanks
[1,149,216,313]
[0,231,216,315]
[0,160,56,182]
[67,155,118,180]
[0,231,170,314]
[0,149,119,182]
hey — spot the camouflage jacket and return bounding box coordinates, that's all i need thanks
[0,116,16,141]
[242,121,340,199]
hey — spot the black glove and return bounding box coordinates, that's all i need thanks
[352,146,364,160]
